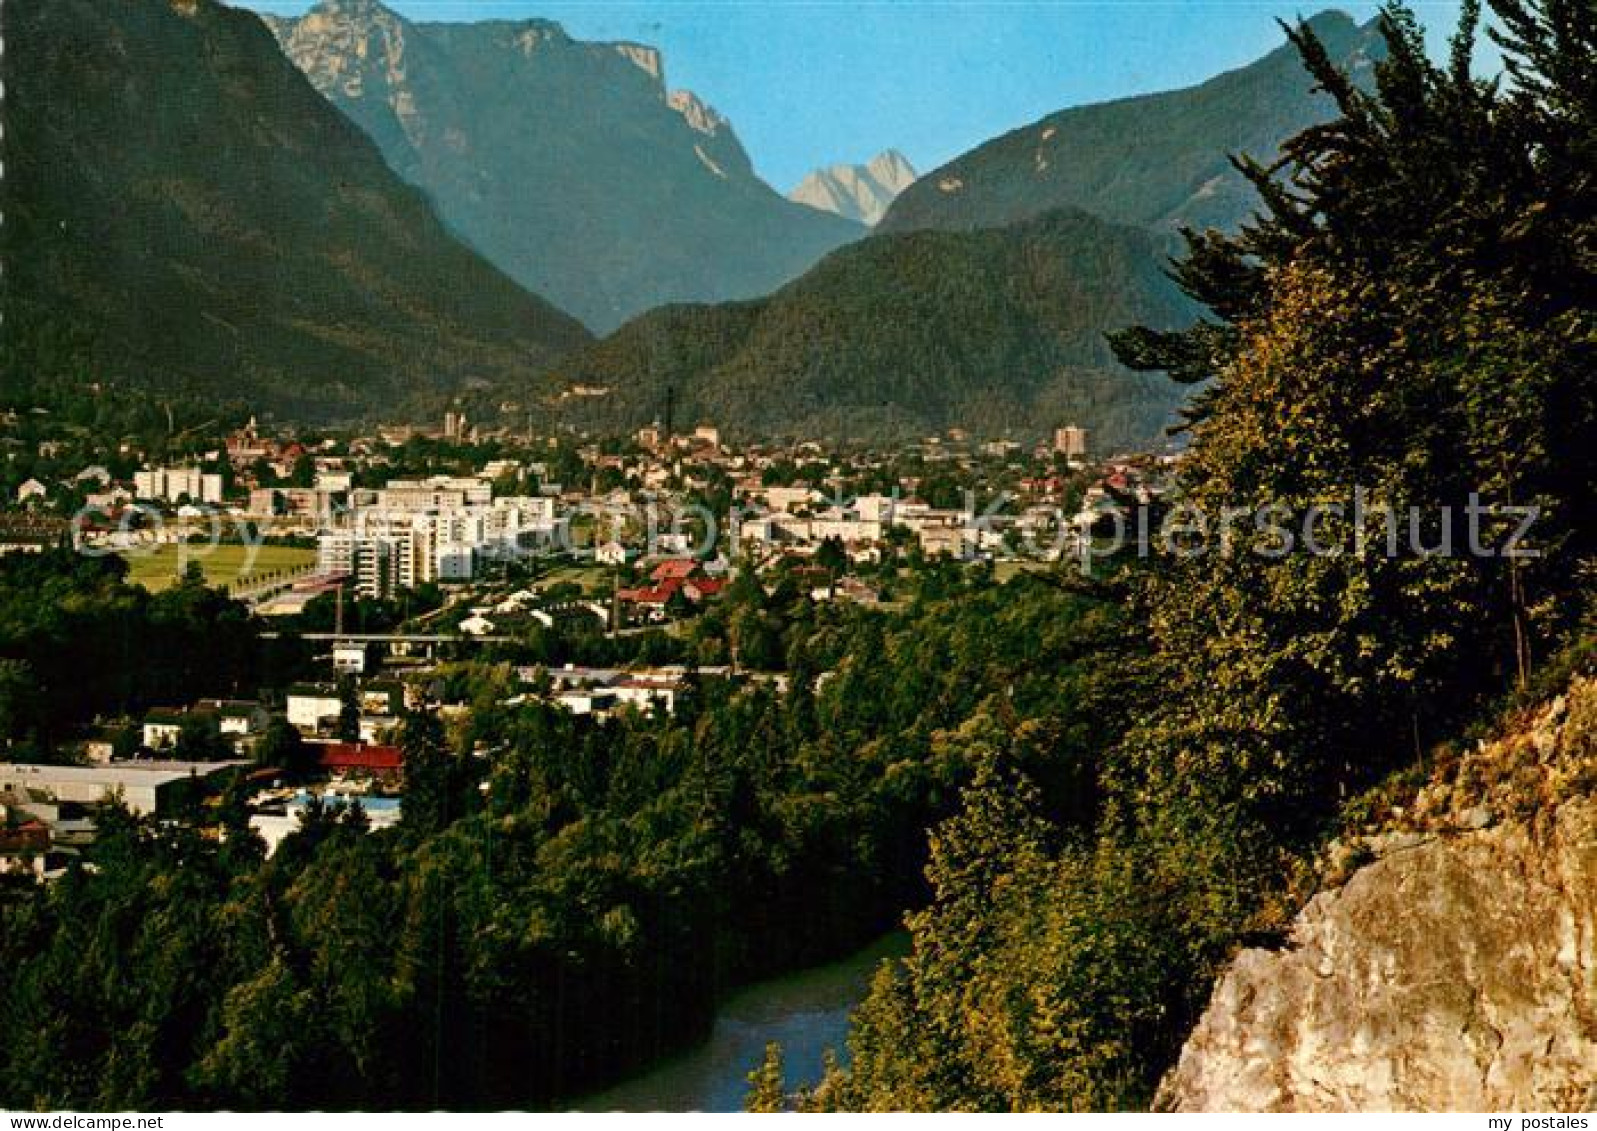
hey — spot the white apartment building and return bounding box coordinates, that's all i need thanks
[763,486,822,514]
[430,509,489,550]
[318,480,563,596]
[370,476,492,512]
[852,494,903,523]
[369,485,468,512]
[491,496,558,540]
[807,510,886,544]
[286,685,343,734]
[134,467,223,504]
[317,531,424,598]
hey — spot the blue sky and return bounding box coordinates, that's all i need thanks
[242,1,1481,191]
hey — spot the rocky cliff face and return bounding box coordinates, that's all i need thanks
[266,0,863,331]
[791,150,919,226]
[1160,677,1597,1112]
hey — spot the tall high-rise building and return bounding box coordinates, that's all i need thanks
[317,530,426,598]
[1053,425,1089,459]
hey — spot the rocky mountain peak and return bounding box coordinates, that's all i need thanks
[790,149,920,226]
[265,0,860,331]
[866,149,917,191]
[307,0,398,23]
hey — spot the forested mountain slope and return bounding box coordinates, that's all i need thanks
[879,10,1382,236]
[547,208,1198,447]
[0,0,590,422]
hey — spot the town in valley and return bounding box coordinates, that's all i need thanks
[0,406,1171,877]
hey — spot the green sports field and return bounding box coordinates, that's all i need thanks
[119,543,317,594]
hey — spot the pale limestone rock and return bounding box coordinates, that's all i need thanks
[790,150,919,226]
[1160,679,1597,1112]
[614,42,663,81]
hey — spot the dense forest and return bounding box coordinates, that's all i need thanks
[779,0,1596,1110]
[0,557,1131,1108]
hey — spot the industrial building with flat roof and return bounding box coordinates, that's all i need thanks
[0,761,247,817]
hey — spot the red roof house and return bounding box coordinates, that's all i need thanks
[649,559,700,583]
[315,742,404,776]
[0,819,50,857]
[616,560,729,615]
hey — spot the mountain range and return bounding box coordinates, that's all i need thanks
[264,0,865,332]
[7,0,1385,443]
[880,10,1382,235]
[543,209,1199,447]
[0,0,590,422]
[790,150,919,226]
[543,10,1384,448]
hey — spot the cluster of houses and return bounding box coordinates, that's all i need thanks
[513,663,711,718]
[7,405,1184,603]
[0,409,1198,882]
[454,588,610,637]
[0,674,415,877]
[613,558,729,621]
[11,418,309,517]
[12,464,138,514]
[2,626,728,874]
[17,407,1171,588]
[726,452,1177,568]
[225,416,311,482]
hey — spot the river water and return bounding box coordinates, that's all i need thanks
[573,932,909,1112]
